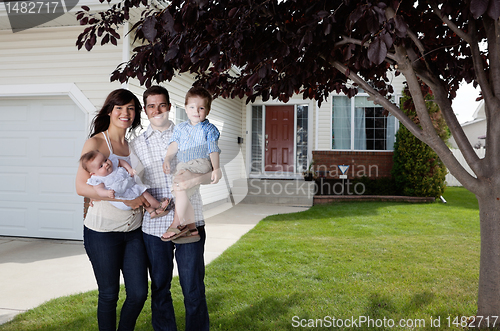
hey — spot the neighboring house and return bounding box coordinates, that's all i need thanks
[0,2,405,240]
[449,100,486,149]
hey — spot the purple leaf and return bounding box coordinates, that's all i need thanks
[101,34,110,45]
[228,7,238,18]
[85,39,93,51]
[165,45,179,61]
[247,72,260,88]
[380,30,393,48]
[487,0,500,19]
[367,37,387,65]
[471,0,489,18]
[142,17,157,42]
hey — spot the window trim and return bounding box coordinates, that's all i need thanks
[330,92,400,152]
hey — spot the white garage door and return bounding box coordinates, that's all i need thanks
[0,96,87,240]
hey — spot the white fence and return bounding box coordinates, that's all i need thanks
[445,148,485,186]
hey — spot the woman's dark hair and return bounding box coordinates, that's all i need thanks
[89,89,142,138]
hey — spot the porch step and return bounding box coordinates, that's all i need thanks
[229,179,315,207]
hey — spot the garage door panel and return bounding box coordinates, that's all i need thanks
[0,202,83,240]
[0,96,86,240]
[39,173,79,199]
[39,207,81,232]
[0,138,29,157]
[0,104,28,121]
[0,100,86,132]
[0,167,80,203]
[0,137,82,166]
[0,172,28,194]
[39,137,80,159]
[0,206,28,231]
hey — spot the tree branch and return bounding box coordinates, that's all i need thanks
[393,45,436,138]
[430,1,472,44]
[484,17,500,98]
[468,19,494,103]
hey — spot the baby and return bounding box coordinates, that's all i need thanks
[80,150,172,218]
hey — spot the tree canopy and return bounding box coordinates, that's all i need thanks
[75,0,499,190]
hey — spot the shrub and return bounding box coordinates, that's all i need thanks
[391,85,448,198]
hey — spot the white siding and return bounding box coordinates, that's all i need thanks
[316,96,332,150]
[0,25,125,109]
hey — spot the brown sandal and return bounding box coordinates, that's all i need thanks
[172,228,200,244]
[151,198,174,219]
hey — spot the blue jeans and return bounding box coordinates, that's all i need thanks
[84,226,149,331]
[143,226,209,331]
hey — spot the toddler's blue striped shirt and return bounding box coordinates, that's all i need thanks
[170,119,221,163]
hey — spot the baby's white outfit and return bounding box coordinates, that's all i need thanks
[86,132,147,210]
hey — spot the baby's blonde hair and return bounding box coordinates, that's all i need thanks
[79,150,100,173]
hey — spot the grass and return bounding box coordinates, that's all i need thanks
[0,187,480,330]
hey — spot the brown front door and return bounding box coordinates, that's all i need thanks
[265,105,294,172]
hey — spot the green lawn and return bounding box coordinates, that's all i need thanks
[1,187,480,330]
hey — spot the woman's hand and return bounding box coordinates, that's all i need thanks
[123,195,150,210]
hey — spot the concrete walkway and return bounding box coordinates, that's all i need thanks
[0,203,308,325]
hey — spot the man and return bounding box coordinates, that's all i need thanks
[130,85,209,331]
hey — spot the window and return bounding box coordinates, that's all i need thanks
[251,106,263,173]
[175,105,188,125]
[296,105,308,173]
[332,95,396,150]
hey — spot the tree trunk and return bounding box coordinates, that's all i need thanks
[477,190,500,327]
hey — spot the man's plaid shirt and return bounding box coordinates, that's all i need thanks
[130,121,204,237]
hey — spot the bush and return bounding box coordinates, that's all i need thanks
[391,86,448,198]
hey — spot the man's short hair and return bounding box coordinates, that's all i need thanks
[143,85,170,110]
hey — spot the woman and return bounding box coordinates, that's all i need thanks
[75,89,149,331]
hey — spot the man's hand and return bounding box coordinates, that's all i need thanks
[173,171,211,191]
[211,168,222,184]
[123,195,150,210]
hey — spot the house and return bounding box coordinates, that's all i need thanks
[0,2,406,240]
[449,100,486,149]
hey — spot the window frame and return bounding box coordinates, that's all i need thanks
[174,104,188,125]
[331,92,399,152]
